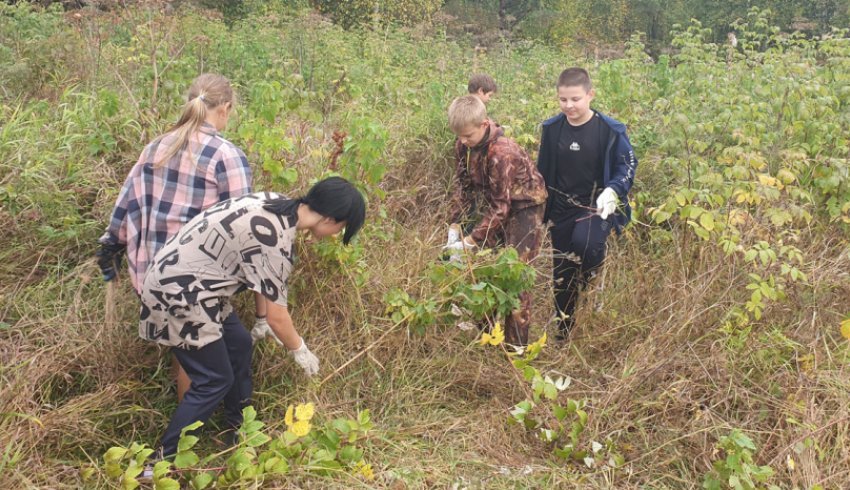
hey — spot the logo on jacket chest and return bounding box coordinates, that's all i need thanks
[569,142,580,151]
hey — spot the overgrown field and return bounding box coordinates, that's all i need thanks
[1,3,850,488]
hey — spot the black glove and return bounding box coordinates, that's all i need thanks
[96,242,126,282]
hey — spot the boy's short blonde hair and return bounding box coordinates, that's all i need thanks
[448,95,487,133]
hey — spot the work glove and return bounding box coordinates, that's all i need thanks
[289,337,319,377]
[250,317,282,345]
[96,242,126,282]
[443,236,476,252]
[443,236,476,263]
[446,224,461,246]
[596,187,619,220]
[444,224,462,262]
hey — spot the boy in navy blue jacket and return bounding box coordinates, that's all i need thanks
[537,67,637,341]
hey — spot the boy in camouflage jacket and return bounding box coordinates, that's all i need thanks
[446,95,547,346]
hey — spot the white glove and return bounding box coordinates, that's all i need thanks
[251,318,283,345]
[446,224,461,246]
[596,187,619,220]
[290,337,319,377]
[443,236,476,252]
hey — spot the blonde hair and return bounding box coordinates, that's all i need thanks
[154,73,235,168]
[448,95,487,133]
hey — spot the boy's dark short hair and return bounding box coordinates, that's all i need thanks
[557,67,592,91]
[468,73,497,94]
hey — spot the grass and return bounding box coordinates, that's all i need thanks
[1,2,850,488]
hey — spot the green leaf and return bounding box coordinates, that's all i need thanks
[543,381,558,400]
[179,421,203,439]
[104,447,128,464]
[244,432,271,447]
[553,405,568,422]
[177,435,199,453]
[319,428,341,450]
[154,478,180,490]
[122,461,142,490]
[730,430,756,450]
[80,466,96,482]
[106,463,123,479]
[338,444,362,463]
[264,456,289,474]
[191,472,214,490]
[153,460,171,478]
[554,445,573,459]
[699,212,715,231]
[242,420,264,434]
[576,409,588,426]
[174,450,199,469]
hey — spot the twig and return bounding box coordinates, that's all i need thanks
[766,414,850,467]
[318,312,412,386]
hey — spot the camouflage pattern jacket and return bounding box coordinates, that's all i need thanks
[451,121,547,246]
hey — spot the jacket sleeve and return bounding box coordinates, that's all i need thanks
[606,131,637,198]
[449,141,473,224]
[470,150,514,244]
[536,125,553,223]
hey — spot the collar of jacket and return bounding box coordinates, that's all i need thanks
[469,120,504,151]
[541,111,627,134]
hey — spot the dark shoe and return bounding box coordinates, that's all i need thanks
[554,321,574,343]
[216,427,240,448]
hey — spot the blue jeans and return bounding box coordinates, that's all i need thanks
[160,311,252,456]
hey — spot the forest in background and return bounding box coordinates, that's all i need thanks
[206,0,850,50]
[1,0,850,488]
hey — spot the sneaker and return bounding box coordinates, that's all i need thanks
[136,447,165,484]
[137,464,155,483]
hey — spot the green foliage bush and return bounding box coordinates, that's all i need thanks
[2,2,849,487]
[313,0,443,28]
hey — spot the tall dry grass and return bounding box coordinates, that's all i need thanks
[1,3,849,489]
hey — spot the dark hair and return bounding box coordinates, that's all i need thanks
[467,73,497,94]
[557,67,592,91]
[263,176,366,245]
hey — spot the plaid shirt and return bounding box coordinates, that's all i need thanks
[100,123,252,293]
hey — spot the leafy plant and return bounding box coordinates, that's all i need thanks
[384,247,537,335]
[703,429,777,490]
[504,334,624,469]
[99,405,374,488]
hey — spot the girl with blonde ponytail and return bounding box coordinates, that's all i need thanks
[97,73,273,405]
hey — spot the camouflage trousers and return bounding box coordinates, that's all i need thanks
[501,203,545,346]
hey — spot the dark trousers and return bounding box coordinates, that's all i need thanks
[550,209,612,335]
[502,204,545,346]
[160,311,253,456]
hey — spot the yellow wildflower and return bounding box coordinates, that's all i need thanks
[295,402,315,422]
[529,332,547,350]
[284,405,294,427]
[289,420,311,437]
[841,318,850,340]
[479,322,504,346]
[359,463,375,480]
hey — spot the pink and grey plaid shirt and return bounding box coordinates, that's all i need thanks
[100,123,252,293]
